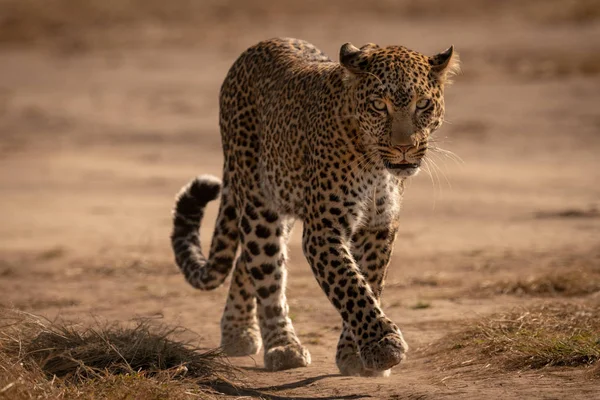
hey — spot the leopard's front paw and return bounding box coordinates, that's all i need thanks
[220,326,262,356]
[337,347,391,377]
[360,333,408,372]
[265,344,311,371]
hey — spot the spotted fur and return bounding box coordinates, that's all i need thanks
[171,38,459,375]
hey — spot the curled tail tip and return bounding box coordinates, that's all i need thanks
[175,175,222,208]
[172,175,222,225]
[171,174,235,291]
[189,174,222,203]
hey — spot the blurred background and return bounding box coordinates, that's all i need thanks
[0,1,599,393]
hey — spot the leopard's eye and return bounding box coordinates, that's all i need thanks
[371,99,387,112]
[416,98,431,110]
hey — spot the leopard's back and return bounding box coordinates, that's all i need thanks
[219,38,343,215]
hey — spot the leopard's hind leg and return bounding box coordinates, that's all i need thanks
[238,197,310,371]
[218,179,262,356]
[220,258,262,356]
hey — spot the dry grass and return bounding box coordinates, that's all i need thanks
[411,301,432,310]
[0,309,238,399]
[421,303,600,375]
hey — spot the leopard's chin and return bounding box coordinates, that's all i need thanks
[383,160,421,177]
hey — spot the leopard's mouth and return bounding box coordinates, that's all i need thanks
[383,160,421,177]
[383,161,420,170]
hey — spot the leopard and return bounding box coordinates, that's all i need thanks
[170,37,459,376]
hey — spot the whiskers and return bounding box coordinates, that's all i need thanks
[343,147,381,183]
[427,137,464,165]
[422,154,449,190]
[419,137,463,206]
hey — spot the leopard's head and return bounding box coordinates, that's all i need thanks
[341,42,460,177]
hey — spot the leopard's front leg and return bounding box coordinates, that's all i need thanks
[336,225,400,376]
[301,206,407,373]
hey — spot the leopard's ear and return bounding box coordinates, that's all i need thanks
[340,43,370,74]
[429,46,460,84]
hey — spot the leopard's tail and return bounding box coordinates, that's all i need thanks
[170,175,238,290]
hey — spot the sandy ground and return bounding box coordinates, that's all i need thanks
[1,2,600,398]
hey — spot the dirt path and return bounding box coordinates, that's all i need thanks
[1,4,599,399]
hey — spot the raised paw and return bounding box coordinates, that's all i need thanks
[265,344,311,371]
[360,333,408,372]
[220,327,262,357]
[337,348,391,377]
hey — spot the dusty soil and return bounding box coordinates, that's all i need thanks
[1,1,599,398]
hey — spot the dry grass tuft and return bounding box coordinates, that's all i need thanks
[0,309,238,399]
[421,303,600,374]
